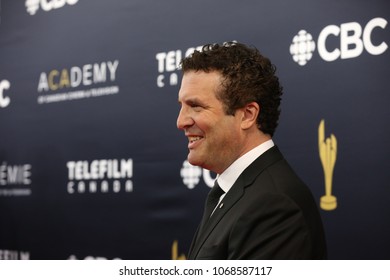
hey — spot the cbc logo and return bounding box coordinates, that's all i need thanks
[290,17,388,66]
[180,160,215,189]
[0,80,11,108]
[25,0,79,16]
[290,30,316,66]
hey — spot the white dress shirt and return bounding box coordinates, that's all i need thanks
[211,139,275,214]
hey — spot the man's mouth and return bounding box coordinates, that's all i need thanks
[187,136,204,148]
[189,136,203,143]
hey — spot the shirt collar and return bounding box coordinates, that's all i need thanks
[217,139,274,194]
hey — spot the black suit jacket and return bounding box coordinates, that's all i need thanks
[188,146,327,259]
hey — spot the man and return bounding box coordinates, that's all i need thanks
[176,42,327,259]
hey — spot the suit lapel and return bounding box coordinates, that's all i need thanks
[189,146,284,259]
[189,182,244,259]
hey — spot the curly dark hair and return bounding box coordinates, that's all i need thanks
[180,42,283,136]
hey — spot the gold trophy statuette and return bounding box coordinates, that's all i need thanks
[171,240,186,260]
[318,119,337,211]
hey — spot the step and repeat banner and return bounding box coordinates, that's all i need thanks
[0,0,389,260]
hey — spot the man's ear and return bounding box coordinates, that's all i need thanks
[240,102,260,130]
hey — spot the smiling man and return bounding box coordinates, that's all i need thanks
[177,42,327,260]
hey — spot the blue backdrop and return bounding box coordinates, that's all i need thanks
[0,0,389,259]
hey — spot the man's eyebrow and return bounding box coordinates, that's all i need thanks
[179,97,201,104]
[189,98,210,107]
[186,98,201,104]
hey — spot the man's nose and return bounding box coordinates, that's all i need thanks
[177,107,193,130]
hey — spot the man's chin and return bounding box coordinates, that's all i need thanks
[187,159,201,167]
[187,154,203,168]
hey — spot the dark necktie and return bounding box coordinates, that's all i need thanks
[199,181,225,233]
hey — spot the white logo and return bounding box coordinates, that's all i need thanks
[180,160,202,189]
[0,250,30,260]
[0,162,32,196]
[290,30,316,66]
[68,254,121,260]
[290,17,388,66]
[180,160,216,189]
[155,45,203,88]
[66,158,133,194]
[0,80,11,108]
[25,0,79,16]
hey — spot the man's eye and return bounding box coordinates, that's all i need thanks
[192,104,204,111]
[189,102,201,108]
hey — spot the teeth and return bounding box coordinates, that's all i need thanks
[189,136,202,143]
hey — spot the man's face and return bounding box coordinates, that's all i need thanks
[177,71,244,174]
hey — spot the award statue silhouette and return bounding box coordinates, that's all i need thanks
[171,240,186,260]
[318,120,337,211]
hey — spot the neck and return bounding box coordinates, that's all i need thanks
[241,129,271,155]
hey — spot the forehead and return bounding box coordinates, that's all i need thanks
[178,71,222,101]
